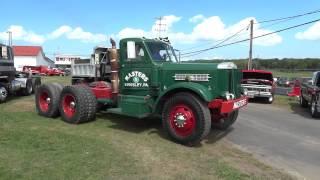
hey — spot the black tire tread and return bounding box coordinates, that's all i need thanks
[300,94,308,108]
[310,97,320,118]
[59,85,96,124]
[35,83,62,118]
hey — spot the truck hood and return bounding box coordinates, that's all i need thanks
[161,63,218,71]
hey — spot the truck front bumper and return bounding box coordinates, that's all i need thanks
[246,91,272,98]
[208,96,248,114]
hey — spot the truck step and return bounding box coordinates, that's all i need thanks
[107,108,150,119]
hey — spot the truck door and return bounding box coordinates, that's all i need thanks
[0,46,15,81]
[118,41,153,117]
[120,41,152,96]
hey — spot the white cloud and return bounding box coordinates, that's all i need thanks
[48,26,108,43]
[295,21,320,40]
[170,17,282,46]
[0,25,108,44]
[116,15,282,47]
[189,14,205,23]
[117,15,181,39]
[65,27,107,43]
[0,25,45,44]
[118,28,147,39]
[48,25,72,39]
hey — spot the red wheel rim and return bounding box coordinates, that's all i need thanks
[169,104,196,137]
[62,94,76,118]
[39,91,49,112]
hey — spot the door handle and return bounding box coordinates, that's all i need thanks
[122,64,125,68]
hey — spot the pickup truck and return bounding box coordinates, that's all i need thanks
[241,70,275,104]
[300,71,320,118]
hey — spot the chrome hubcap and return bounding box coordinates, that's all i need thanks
[70,101,76,108]
[174,113,187,128]
[0,87,7,98]
[46,97,51,104]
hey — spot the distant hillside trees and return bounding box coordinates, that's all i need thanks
[189,58,320,70]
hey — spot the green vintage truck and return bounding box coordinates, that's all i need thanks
[35,38,247,145]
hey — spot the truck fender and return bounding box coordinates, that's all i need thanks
[153,82,213,114]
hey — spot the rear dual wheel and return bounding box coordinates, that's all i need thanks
[59,86,97,124]
[36,83,63,117]
[36,84,97,123]
[162,93,211,145]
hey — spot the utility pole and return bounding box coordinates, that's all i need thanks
[248,19,254,70]
[7,31,12,46]
[155,16,166,38]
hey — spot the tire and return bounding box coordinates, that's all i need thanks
[0,85,8,103]
[21,79,33,96]
[212,110,239,130]
[59,85,97,124]
[299,94,308,108]
[162,92,211,145]
[32,78,41,94]
[35,83,62,117]
[310,97,320,118]
[265,95,274,104]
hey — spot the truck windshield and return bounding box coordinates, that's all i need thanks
[146,42,178,63]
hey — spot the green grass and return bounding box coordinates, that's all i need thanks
[0,76,293,180]
[270,70,312,78]
[273,95,298,107]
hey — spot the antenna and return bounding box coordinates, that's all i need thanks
[155,16,167,38]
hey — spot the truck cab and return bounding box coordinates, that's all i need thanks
[0,44,41,103]
[36,38,247,144]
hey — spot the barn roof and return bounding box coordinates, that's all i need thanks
[13,46,42,56]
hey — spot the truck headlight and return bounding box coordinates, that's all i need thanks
[225,92,235,100]
[243,89,248,96]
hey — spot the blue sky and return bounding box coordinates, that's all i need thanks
[0,0,319,60]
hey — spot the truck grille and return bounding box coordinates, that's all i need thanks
[173,74,211,81]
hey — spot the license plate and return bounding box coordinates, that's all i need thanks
[233,98,247,109]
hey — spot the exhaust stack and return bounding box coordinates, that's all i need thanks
[109,38,119,95]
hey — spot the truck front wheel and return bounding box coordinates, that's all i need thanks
[162,93,211,145]
[310,97,320,118]
[59,86,97,124]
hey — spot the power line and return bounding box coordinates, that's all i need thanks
[181,25,249,52]
[256,9,320,24]
[181,23,249,55]
[181,18,320,59]
[182,9,320,55]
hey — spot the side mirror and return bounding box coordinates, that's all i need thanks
[127,41,136,59]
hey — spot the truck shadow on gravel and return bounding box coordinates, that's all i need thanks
[96,112,233,147]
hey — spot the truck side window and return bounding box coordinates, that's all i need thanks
[126,43,145,62]
[0,46,9,60]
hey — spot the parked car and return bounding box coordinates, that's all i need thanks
[277,77,290,87]
[300,72,320,118]
[241,70,275,104]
